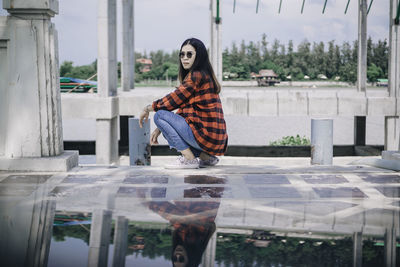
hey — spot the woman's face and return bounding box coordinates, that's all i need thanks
[172,245,188,267]
[180,44,196,70]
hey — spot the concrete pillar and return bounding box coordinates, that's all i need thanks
[210,0,222,82]
[0,0,78,171]
[201,231,217,267]
[96,118,119,165]
[352,232,363,267]
[129,118,150,166]
[122,0,135,91]
[88,210,113,267]
[97,0,119,165]
[388,0,400,98]
[385,116,400,150]
[357,0,367,92]
[311,119,333,165]
[112,216,129,267]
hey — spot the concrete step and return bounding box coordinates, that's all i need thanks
[382,150,400,161]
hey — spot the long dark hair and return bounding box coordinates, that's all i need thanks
[178,38,221,94]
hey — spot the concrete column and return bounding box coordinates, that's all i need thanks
[122,0,135,91]
[201,231,217,267]
[97,0,119,165]
[311,119,333,165]
[384,0,400,153]
[112,216,129,267]
[0,0,78,171]
[388,0,400,98]
[98,0,117,97]
[385,116,400,150]
[88,210,113,267]
[352,232,363,267]
[96,117,119,165]
[210,0,222,82]
[357,0,367,92]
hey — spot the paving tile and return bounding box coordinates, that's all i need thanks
[0,185,37,196]
[249,187,301,198]
[184,187,232,198]
[62,175,107,184]
[244,174,290,184]
[123,175,169,184]
[184,175,226,184]
[360,174,400,184]
[313,187,367,198]
[375,187,400,198]
[301,175,348,184]
[1,175,52,184]
[49,186,103,198]
[265,201,356,216]
[117,187,166,198]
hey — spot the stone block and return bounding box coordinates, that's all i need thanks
[248,91,277,116]
[278,91,308,115]
[0,151,78,172]
[61,95,119,119]
[338,97,367,116]
[3,0,59,15]
[367,97,396,116]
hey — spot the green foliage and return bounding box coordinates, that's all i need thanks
[269,135,311,146]
[367,63,384,83]
[59,60,97,80]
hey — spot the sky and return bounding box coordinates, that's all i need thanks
[0,0,390,66]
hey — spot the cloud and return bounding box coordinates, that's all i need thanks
[0,0,390,65]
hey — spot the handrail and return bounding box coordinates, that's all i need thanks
[278,0,283,13]
[322,0,328,14]
[301,0,305,14]
[344,0,351,14]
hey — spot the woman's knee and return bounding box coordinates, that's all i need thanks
[153,110,168,125]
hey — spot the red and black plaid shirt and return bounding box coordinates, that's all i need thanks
[152,71,228,155]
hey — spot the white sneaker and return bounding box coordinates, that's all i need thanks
[165,156,200,169]
[199,155,219,168]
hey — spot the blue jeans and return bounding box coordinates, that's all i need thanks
[153,110,203,157]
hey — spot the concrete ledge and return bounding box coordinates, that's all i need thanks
[119,94,157,116]
[382,150,400,161]
[349,157,400,171]
[0,151,79,172]
[367,97,396,115]
[62,95,119,119]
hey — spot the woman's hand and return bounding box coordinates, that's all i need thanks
[139,104,153,128]
[150,128,161,145]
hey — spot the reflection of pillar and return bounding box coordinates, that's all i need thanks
[357,0,367,92]
[210,0,222,82]
[112,216,128,267]
[122,0,135,91]
[384,227,397,267]
[201,231,217,267]
[97,0,119,165]
[88,210,113,267]
[352,232,363,267]
[0,189,56,266]
[385,0,400,150]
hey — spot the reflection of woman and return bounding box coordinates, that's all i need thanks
[146,201,220,267]
[139,38,228,169]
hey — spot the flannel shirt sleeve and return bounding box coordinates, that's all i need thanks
[152,72,198,111]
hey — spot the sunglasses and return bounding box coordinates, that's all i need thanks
[179,51,194,59]
[172,255,185,263]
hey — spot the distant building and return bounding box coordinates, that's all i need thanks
[136,58,152,73]
[254,69,280,86]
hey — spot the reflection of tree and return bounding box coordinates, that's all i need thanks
[52,225,91,245]
[215,233,385,267]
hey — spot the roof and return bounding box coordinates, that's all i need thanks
[136,58,153,65]
[258,69,277,77]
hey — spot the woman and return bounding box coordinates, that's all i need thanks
[139,38,228,169]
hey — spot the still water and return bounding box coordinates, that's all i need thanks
[0,166,399,266]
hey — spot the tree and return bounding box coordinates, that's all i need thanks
[60,61,73,77]
[367,63,383,83]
